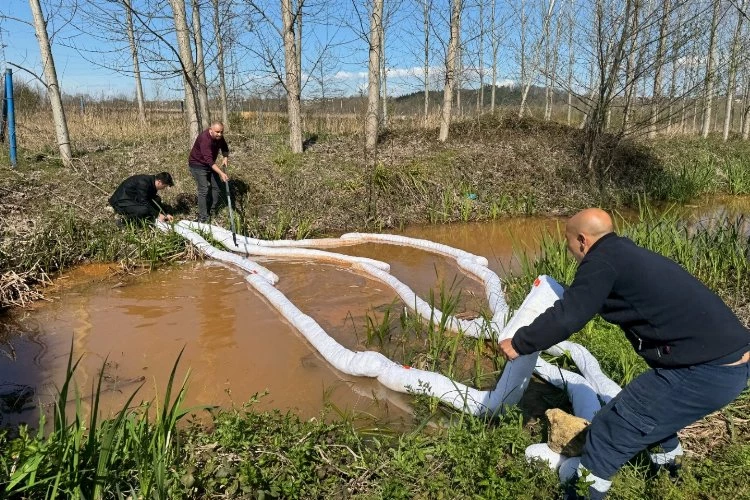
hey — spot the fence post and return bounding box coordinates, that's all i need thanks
[5,69,17,168]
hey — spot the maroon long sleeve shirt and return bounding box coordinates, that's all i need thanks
[188,129,229,168]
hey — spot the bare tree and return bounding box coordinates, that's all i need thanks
[723,0,746,141]
[423,0,431,121]
[28,0,73,167]
[544,5,563,121]
[620,0,642,134]
[647,0,670,138]
[124,0,147,124]
[565,0,574,125]
[168,0,201,142]
[582,0,636,178]
[380,14,388,128]
[666,1,684,135]
[743,73,750,139]
[212,0,229,128]
[518,0,557,118]
[439,0,461,142]
[490,0,502,112]
[366,0,384,152]
[192,0,210,128]
[281,0,303,152]
[701,0,720,138]
[477,0,485,111]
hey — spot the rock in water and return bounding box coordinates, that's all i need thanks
[546,408,590,456]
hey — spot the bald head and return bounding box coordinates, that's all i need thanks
[208,121,225,140]
[565,208,614,262]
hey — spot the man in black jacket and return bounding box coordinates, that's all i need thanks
[109,172,174,224]
[499,208,750,499]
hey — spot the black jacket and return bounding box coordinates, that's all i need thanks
[108,174,160,218]
[512,233,750,368]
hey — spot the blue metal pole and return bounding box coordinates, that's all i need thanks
[5,69,17,168]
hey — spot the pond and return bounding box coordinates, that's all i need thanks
[1,197,747,429]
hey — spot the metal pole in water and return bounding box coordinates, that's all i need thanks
[5,69,17,168]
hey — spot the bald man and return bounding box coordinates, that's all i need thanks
[188,121,230,223]
[499,208,750,499]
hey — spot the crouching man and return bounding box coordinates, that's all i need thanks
[499,208,750,499]
[109,172,175,224]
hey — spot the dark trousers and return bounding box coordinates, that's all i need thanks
[111,201,154,222]
[581,359,750,479]
[189,164,224,222]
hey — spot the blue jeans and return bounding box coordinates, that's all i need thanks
[581,359,750,479]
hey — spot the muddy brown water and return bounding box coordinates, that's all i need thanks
[1,198,747,429]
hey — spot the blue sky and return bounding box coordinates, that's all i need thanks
[0,0,565,100]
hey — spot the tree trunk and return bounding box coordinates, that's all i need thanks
[29,0,73,167]
[456,46,462,116]
[380,18,388,128]
[722,0,745,141]
[211,0,229,128]
[478,0,484,112]
[701,0,720,139]
[296,1,302,89]
[168,0,201,142]
[124,0,147,124]
[543,12,551,121]
[423,0,430,122]
[439,0,461,142]
[648,0,670,138]
[491,0,499,112]
[545,9,561,121]
[281,0,303,153]
[622,0,642,134]
[365,0,383,152]
[519,0,556,119]
[742,76,750,140]
[518,0,527,117]
[667,2,683,135]
[192,0,210,128]
[583,0,635,179]
[566,0,573,125]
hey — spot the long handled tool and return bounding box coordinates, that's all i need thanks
[223,169,238,247]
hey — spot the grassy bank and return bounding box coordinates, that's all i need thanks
[3,111,750,309]
[1,209,748,499]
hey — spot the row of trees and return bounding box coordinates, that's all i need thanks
[4,0,750,172]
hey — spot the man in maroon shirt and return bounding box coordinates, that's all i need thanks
[188,121,230,222]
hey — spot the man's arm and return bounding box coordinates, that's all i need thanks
[219,137,229,167]
[510,257,618,355]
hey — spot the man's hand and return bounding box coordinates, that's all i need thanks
[219,171,229,182]
[157,213,174,222]
[499,339,520,361]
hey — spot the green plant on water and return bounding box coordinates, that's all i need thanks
[424,280,465,377]
[364,301,397,352]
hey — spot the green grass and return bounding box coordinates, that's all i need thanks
[0,345,195,499]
